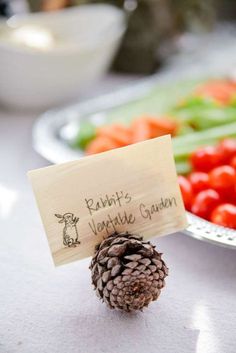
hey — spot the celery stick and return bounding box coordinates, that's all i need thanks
[174,106,236,130]
[71,122,96,150]
[174,141,218,160]
[173,121,236,150]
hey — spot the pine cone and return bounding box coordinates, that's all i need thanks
[90,232,168,312]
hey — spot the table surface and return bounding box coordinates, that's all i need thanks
[1,31,236,352]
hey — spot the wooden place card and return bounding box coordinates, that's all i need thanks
[28,135,187,266]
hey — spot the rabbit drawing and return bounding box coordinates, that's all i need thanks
[55,213,80,247]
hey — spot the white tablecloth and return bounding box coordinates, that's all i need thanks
[1,68,236,353]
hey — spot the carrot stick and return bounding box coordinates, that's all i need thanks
[195,80,236,105]
[97,124,131,146]
[85,136,120,155]
[130,118,152,143]
[145,116,178,137]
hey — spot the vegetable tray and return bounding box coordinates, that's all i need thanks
[33,75,236,249]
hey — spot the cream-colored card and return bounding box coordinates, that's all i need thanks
[28,135,187,266]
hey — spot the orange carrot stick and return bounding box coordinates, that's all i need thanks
[130,118,152,143]
[97,124,131,147]
[145,116,178,137]
[195,80,236,105]
[85,136,120,155]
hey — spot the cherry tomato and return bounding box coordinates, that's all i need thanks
[222,183,236,205]
[230,155,236,169]
[191,189,221,220]
[210,203,236,229]
[208,165,236,192]
[231,186,236,205]
[188,172,209,193]
[190,146,223,172]
[219,139,236,163]
[178,176,193,210]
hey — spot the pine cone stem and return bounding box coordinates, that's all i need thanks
[90,232,168,312]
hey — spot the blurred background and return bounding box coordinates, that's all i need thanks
[0,0,236,110]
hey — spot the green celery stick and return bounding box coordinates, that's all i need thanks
[71,122,96,150]
[173,121,236,150]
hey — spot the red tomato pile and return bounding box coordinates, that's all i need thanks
[178,139,236,229]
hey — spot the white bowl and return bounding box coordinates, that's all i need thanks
[0,5,126,111]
